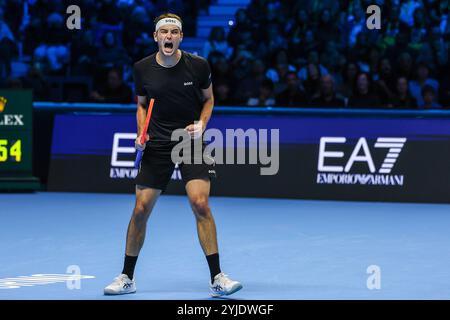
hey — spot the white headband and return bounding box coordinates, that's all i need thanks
[155,18,182,32]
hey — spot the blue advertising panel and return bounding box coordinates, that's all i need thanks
[48,112,450,203]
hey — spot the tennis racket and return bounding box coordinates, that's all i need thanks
[134,98,155,169]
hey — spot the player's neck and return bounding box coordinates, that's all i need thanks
[156,50,182,68]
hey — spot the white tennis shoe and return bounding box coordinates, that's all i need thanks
[104,274,136,295]
[209,273,242,297]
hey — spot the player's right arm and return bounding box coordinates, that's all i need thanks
[136,95,149,150]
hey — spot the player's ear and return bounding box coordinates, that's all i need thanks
[153,32,157,42]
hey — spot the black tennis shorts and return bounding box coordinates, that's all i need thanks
[135,140,216,191]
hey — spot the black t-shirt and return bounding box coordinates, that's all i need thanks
[133,50,212,142]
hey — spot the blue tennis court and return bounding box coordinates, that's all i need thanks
[1,192,449,300]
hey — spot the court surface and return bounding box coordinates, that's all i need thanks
[1,192,449,299]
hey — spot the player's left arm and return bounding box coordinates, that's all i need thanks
[199,83,214,131]
[186,57,214,138]
[186,83,214,138]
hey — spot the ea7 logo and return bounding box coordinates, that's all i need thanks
[318,137,407,174]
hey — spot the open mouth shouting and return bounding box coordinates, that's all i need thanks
[163,42,174,54]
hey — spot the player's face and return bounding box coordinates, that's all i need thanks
[154,26,183,56]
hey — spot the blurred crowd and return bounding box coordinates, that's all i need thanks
[0,0,449,108]
[0,0,207,102]
[207,0,450,108]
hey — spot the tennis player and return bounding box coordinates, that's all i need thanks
[104,13,242,297]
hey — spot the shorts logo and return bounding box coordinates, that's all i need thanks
[184,82,193,86]
[208,169,217,179]
[171,163,182,180]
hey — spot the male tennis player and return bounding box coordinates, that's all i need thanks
[104,13,242,297]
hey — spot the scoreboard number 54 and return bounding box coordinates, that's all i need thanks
[0,139,22,162]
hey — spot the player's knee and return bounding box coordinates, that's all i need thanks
[133,202,151,222]
[191,197,210,218]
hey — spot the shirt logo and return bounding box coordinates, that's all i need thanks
[184,81,193,86]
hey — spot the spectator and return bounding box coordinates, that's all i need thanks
[297,51,328,82]
[409,62,439,107]
[396,52,414,79]
[97,0,126,25]
[337,62,359,99]
[421,85,441,109]
[70,30,97,76]
[90,68,132,104]
[399,0,422,27]
[368,47,382,76]
[228,9,254,48]
[0,7,17,77]
[335,11,351,50]
[233,59,266,104]
[291,29,320,65]
[132,31,157,62]
[302,63,322,98]
[389,76,418,108]
[123,5,154,58]
[247,79,276,106]
[229,44,254,86]
[210,53,232,85]
[407,26,427,57]
[260,0,283,25]
[203,27,232,60]
[266,49,297,84]
[384,31,410,62]
[33,13,70,75]
[316,9,338,43]
[33,43,69,76]
[374,58,396,106]
[255,23,287,60]
[352,32,373,72]
[2,0,24,38]
[430,28,449,69]
[275,72,307,107]
[287,9,308,49]
[214,81,234,106]
[320,41,342,78]
[97,31,130,69]
[23,15,45,56]
[327,53,347,89]
[310,75,346,108]
[348,7,366,47]
[348,72,382,108]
